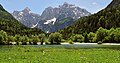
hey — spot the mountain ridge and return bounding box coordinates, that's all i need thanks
[0,4,44,35]
[12,2,91,33]
[59,0,120,38]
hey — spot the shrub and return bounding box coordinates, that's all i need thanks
[0,30,8,45]
[72,34,84,43]
[88,32,95,43]
[0,35,5,45]
[49,32,62,45]
[38,34,46,45]
[14,35,22,45]
[21,36,29,45]
[96,27,108,42]
[97,41,102,44]
[44,38,50,45]
[68,40,74,44]
[32,36,40,45]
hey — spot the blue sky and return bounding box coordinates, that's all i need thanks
[0,0,112,14]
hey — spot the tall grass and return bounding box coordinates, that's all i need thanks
[0,45,120,63]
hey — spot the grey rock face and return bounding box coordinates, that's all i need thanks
[12,2,91,33]
[12,7,41,27]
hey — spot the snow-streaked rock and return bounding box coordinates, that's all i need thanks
[31,23,38,28]
[12,2,91,33]
[44,17,56,25]
[12,7,41,27]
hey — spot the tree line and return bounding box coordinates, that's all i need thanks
[59,2,120,38]
[0,27,120,45]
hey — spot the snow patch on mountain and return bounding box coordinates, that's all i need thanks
[19,12,23,16]
[44,17,56,25]
[31,23,38,28]
[46,31,50,33]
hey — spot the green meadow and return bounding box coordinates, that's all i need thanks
[0,45,120,63]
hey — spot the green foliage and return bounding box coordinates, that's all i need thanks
[0,35,4,45]
[32,36,40,45]
[68,40,74,44]
[38,34,46,45]
[21,35,29,45]
[95,27,108,42]
[0,4,44,36]
[83,32,89,43]
[88,32,95,43]
[8,36,15,42]
[0,46,120,63]
[0,30,8,41]
[97,41,102,44]
[59,1,120,39]
[0,30,8,45]
[107,28,120,43]
[49,32,62,44]
[14,35,22,45]
[72,34,84,43]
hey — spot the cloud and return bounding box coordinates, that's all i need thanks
[92,2,98,5]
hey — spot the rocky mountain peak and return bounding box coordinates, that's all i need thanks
[59,2,75,8]
[63,2,69,7]
[12,2,91,33]
[22,7,31,13]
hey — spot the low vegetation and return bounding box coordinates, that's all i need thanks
[0,27,120,45]
[0,46,120,63]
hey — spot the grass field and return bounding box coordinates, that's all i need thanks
[0,45,120,63]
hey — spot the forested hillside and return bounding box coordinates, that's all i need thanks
[59,0,120,38]
[0,4,43,36]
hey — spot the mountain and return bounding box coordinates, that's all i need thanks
[40,2,90,20]
[12,2,91,33]
[12,7,41,28]
[59,0,120,38]
[0,4,43,35]
[37,2,91,33]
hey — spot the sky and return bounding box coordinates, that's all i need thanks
[0,0,112,14]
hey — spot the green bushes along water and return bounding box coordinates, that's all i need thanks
[1,27,120,45]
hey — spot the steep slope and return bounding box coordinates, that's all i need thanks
[107,0,120,7]
[12,7,41,28]
[0,4,43,35]
[59,0,120,38]
[12,2,91,33]
[40,2,90,21]
[37,2,91,32]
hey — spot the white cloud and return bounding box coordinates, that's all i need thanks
[92,2,98,5]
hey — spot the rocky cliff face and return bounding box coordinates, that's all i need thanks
[38,2,91,33]
[40,2,90,21]
[12,2,91,33]
[12,7,41,27]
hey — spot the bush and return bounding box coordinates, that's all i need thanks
[0,35,5,45]
[21,36,29,45]
[49,32,62,45]
[96,27,108,42]
[97,41,102,44]
[72,34,84,43]
[14,35,22,44]
[44,38,50,45]
[38,34,46,45]
[0,30,8,45]
[88,32,95,43]
[32,36,40,45]
[68,40,74,44]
